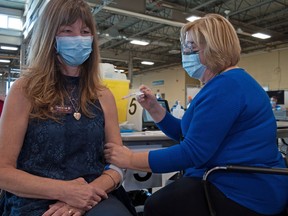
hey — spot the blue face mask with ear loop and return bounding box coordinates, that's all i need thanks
[182,54,206,79]
[181,39,206,80]
[56,36,93,67]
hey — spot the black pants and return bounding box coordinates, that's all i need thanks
[144,177,285,216]
[85,194,133,216]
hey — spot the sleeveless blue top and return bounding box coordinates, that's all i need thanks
[3,76,106,215]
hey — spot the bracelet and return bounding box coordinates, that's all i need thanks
[105,164,126,189]
[102,172,117,189]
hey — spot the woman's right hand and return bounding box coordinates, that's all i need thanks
[137,85,167,123]
[60,177,108,211]
[137,85,158,111]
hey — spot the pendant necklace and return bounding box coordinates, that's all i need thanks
[64,86,81,120]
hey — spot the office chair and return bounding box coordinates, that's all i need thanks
[202,163,288,216]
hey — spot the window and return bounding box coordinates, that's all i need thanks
[0,14,22,30]
[8,17,22,30]
[0,14,8,28]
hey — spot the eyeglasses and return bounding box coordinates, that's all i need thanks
[181,41,199,55]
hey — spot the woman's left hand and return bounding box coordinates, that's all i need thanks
[104,143,133,169]
[42,201,85,216]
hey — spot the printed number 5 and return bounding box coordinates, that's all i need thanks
[128,98,137,115]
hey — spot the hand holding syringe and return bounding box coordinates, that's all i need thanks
[122,91,144,99]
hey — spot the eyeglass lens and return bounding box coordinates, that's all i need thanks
[181,41,199,55]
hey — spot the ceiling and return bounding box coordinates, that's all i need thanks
[1,0,288,77]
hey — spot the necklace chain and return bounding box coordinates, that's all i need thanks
[64,85,81,120]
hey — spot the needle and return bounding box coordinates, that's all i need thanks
[122,92,144,99]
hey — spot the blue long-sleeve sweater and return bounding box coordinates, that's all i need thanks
[149,68,288,214]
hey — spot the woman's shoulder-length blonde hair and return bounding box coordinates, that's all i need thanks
[21,0,105,120]
[180,13,241,74]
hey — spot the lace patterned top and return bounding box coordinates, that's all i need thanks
[3,76,106,215]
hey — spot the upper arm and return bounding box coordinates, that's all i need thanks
[0,79,31,167]
[98,88,122,145]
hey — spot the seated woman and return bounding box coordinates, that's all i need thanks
[105,14,288,216]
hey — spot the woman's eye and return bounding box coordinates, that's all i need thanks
[82,30,91,34]
[58,28,71,33]
[63,29,72,33]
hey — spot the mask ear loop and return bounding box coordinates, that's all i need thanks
[54,37,59,55]
[54,38,64,66]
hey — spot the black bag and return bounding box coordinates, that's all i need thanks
[111,186,137,216]
[0,190,5,215]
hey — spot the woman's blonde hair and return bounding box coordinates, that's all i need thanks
[21,0,104,120]
[180,13,241,74]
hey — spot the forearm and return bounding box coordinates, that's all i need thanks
[156,112,182,141]
[0,167,66,200]
[147,103,166,123]
[90,169,121,193]
[129,152,151,172]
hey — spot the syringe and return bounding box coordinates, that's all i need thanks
[122,92,144,99]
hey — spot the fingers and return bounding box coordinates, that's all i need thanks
[82,199,99,211]
[66,208,85,216]
[43,202,84,216]
[104,143,118,156]
[136,93,145,101]
[138,85,152,100]
[139,85,151,92]
[74,177,87,184]
[94,187,108,200]
[103,143,121,163]
[73,212,82,216]
[103,143,112,162]
[42,202,65,216]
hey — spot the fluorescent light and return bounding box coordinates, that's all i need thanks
[115,69,125,73]
[130,40,149,46]
[252,33,271,39]
[141,61,154,65]
[0,46,18,51]
[0,59,10,63]
[186,15,201,22]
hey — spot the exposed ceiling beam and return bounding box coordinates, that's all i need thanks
[102,6,185,27]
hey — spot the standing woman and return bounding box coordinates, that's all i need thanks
[0,0,135,215]
[105,14,288,216]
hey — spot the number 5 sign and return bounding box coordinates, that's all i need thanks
[126,96,143,131]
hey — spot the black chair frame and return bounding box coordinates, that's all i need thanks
[202,165,288,216]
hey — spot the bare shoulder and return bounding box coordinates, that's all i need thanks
[98,87,116,107]
[5,78,30,110]
[8,78,26,94]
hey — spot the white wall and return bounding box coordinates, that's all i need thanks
[239,49,288,90]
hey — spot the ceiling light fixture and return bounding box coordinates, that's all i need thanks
[141,61,154,65]
[186,15,201,22]
[251,33,271,39]
[115,69,125,73]
[0,59,11,63]
[0,46,18,51]
[130,40,149,46]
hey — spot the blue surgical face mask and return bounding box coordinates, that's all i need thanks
[182,54,206,80]
[56,36,93,67]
